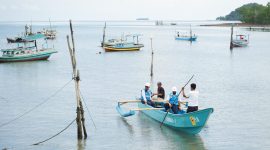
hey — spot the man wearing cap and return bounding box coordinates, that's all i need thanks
[181,83,199,113]
[164,87,180,114]
[141,83,155,107]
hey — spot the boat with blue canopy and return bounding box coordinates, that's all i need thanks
[0,33,57,63]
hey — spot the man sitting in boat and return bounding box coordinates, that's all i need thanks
[141,83,155,107]
[164,87,180,114]
[152,82,165,100]
[181,83,199,113]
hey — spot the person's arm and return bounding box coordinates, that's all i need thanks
[142,90,147,102]
[182,87,189,98]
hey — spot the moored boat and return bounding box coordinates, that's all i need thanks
[138,103,213,134]
[103,34,144,52]
[232,34,249,47]
[104,42,144,51]
[175,25,197,41]
[0,34,57,63]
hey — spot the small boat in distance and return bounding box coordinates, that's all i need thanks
[0,34,57,63]
[7,25,34,43]
[103,34,144,52]
[37,19,57,40]
[175,25,197,41]
[232,34,249,47]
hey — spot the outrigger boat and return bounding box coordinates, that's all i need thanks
[116,39,213,134]
[0,34,57,63]
[103,34,144,52]
[231,34,249,47]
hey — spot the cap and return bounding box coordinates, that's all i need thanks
[172,87,177,92]
[145,83,151,87]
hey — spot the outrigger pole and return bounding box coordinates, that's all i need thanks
[66,20,87,139]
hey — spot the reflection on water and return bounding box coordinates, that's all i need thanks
[136,112,206,150]
[77,140,86,150]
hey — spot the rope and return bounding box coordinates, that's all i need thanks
[32,118,76,145]
[0,79,73,128]
[79,90,97,129]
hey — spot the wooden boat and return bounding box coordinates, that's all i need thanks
[175,35,197,41]
[232,34,249,47]
[138,103,214,134]
[7,25,35,43]
[104,43,144,51]
[0,34,57,63]
[175,25,197,41]
[103,34,144,51]
[37,19,57,40]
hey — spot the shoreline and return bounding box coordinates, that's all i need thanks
[200,23,270,28]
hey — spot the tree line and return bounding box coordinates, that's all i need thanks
[217,2,270,25]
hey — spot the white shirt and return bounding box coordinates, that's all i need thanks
[182,90,199,107]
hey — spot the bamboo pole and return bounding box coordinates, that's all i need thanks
[130,107,164,111]
[67,20,87,139]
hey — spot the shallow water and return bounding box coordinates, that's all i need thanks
[0,21,270,150]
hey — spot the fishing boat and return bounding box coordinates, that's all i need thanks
[38,29,57,40]
[175,33,197,41]
[0,34,57,63]
[116,38,213,134]
[7,25,34,43]
[103,34,144,52]
[175,25,197,41]
[231,34,249,47]
[138,103,213,134]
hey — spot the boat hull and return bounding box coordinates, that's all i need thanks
[104,44,143,52]
[232,41,248,47]
[138,103,213,134]
[175,36,197,41]
[0,51,57,63]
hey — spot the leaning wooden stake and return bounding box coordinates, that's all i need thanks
[67,20,87,139]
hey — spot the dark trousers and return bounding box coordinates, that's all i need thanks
[164,103,179,114]
[187,106,198,113]
[141,100,155,107]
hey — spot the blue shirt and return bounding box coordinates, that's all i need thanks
[141,89,152,101]
[167,92,179,105]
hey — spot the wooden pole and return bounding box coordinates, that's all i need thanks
[101,22,106,47]
[150,38,154,80]
[67,20,87,139]
[230,25,234,50]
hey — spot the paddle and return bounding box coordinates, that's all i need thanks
[160,75,194,127]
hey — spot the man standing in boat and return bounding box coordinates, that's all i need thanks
[141,83,155,107]
[181,83,199,113]
[152,82,165,100]
[164,87,180,114]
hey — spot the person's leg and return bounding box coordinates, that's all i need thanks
[164,103,170,112]
[172,104,179,114]
[141,99,146,104]
[147,100,155,107]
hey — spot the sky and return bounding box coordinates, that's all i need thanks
[0,0,269,21]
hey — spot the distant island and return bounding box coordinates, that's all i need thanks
[216,2,270,25]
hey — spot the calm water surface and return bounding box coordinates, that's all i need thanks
[0,22,270,150]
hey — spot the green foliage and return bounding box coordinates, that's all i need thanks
[217,2,270,25]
